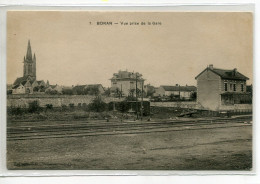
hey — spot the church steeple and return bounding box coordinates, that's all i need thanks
[26,40,32,61]
[23,40,36,80]
[33,53,36,61]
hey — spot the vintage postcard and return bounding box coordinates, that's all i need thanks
[6,10,253,170]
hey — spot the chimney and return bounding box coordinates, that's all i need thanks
[233,68,237,76]
[209,64,213,70]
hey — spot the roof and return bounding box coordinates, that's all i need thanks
[110,70,144,81]
[13,75,36,86]
[86,84,103,87]
[37,80,44,85]
[13,77,27,86]
[161,85,197,92]
[195,67,249,80]
[73,85,86,91]
[221,92,251,95]
[50,85,58,88]
[62,86,73,90]
[21,80,30,86]
[12,84,22,89]
[85,84,105,90]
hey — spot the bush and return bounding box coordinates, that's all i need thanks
[7,90,12,95]
[88,96,107,112]
[61,104,67,111]
[8,106,24,115]
[62,88,73,95]
[33,86,40,92]
[46,89,58,95]
[46,104,53,110]
[117,101,131,113]
[28,100,41,113]
[69,103,75,108]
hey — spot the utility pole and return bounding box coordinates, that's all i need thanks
[140,80,144,121]
[136,73,139,120]
[179,84,181,101]
[120,84,122,98]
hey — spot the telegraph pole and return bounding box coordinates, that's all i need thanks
[179,84,181,101]
[120,84,122,98]
[140,80,144,121]
[136,73,139,120]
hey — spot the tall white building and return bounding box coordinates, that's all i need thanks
[110,70,145,97]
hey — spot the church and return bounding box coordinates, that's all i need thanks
[12,40,49,94]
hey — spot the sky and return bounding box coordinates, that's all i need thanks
[7,11,253,87]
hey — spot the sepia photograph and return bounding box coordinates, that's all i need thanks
[6,11,253,170]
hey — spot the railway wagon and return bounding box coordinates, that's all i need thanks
[109,101,150,116]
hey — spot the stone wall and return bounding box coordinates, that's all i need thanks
[151,102,197,109]
[151,101,252,112]
[219,104,252,111]
[7,95,122,108]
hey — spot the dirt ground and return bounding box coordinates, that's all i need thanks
[7,122,252,170]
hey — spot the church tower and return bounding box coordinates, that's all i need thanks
[23,40,36,80]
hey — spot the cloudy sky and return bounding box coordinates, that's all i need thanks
[7,11,253,87]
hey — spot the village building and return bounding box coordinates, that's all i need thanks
[154,85,197,100]
[71,84,105,95]
[12,40,48,94]
[195,64,252,111]
[45,85,63,94]
[110,70,145,97]
[85,84,105,95]
[143,84,156,97]
[12,83,26,94]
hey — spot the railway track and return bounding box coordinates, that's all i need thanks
[7,116,252,141]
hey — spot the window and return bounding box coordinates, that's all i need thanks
[241,84,244,92]
[230,84,233,91]
[224,83,228,91]
[113,82,117,85]
[233,84,236,91]
[28,64,32,73]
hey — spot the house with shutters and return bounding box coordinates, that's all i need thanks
[195,64,252,111]
[154,85,197,100]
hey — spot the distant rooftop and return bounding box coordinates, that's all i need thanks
[110,70,144,81]
[195,64,249,81]
[161,85,197,92]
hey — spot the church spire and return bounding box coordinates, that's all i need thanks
[26,40,32,61]
[33,53,36,61]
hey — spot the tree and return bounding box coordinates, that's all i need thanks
[146,85,155,97]
[115,88,122,98]
[72,86,85,95]
[128,88,141,98]
[190,92,197,100]
[46,89,58,95]
[104,87,111,97]
[62,88,73,95]
[128,89,135,97]
[169,94,175,101]
[28,100,41,113]
[7,90,12,95]
[85,86,100,96]
[88,96,107,112]
[39,86,46,92]
[33,86,40,92]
